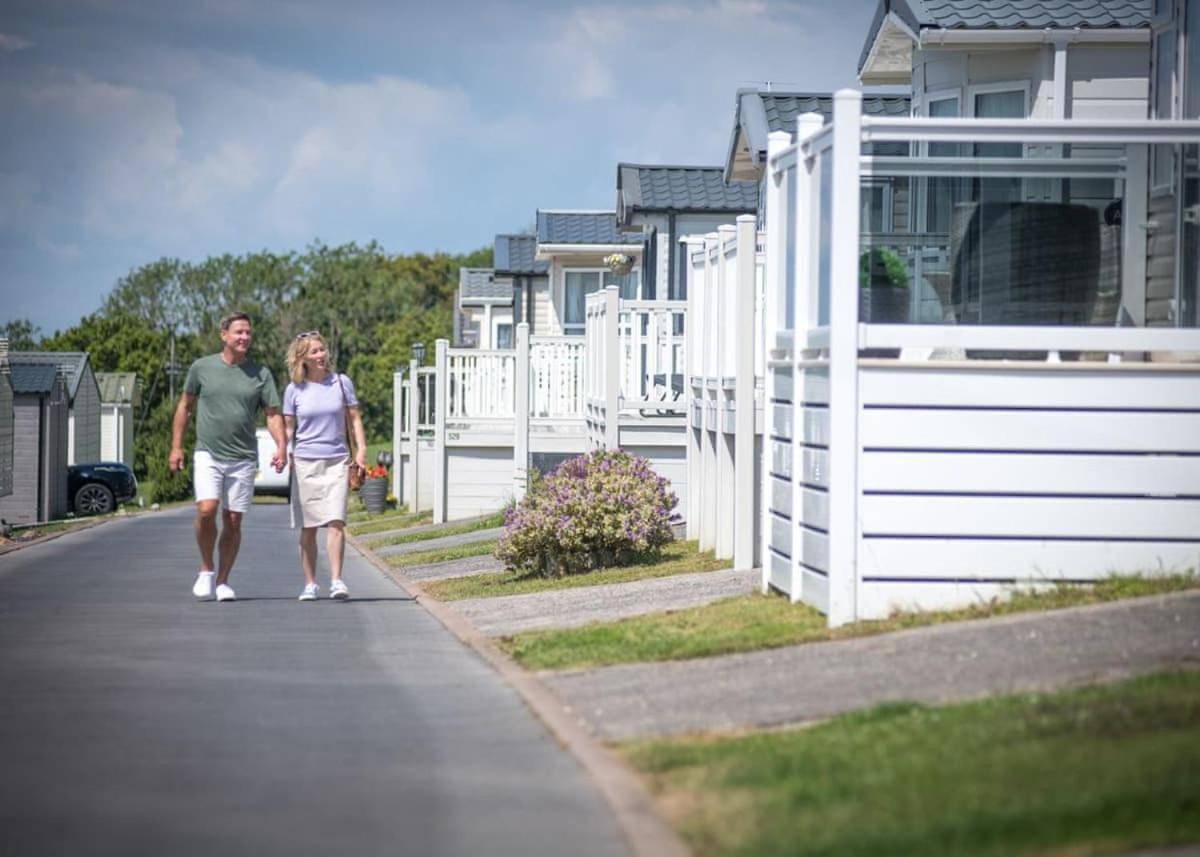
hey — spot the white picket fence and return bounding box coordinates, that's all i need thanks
[530,336,585,419]
[683,217,766,569]
[762,90,1200,626]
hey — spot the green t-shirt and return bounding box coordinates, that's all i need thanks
[184,353,281,461]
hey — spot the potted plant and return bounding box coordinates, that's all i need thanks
[859,248,910,323]
[358,464,389,514]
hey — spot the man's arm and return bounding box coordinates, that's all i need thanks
[169,392,197,472]
[265,408,287,473]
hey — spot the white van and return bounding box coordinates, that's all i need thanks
[254,427,290,496]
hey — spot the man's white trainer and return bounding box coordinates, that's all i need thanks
[215,583,237,602]
[192,571,215,600]
[330,580,349,600]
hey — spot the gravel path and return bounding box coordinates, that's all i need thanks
[449,566,750,637]
[403,554,506,582]
[544,590,1200,741]
[374,527,502,558]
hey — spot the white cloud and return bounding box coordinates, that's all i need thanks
[0,33,33,52]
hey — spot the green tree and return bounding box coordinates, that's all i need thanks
[1,318,42,349]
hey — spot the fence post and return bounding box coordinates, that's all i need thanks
[604,286,620,450]
[514,323,530,501]
[789,115,823,602]
[407,359,419,511]
[392,368,404,505]
[699,234,718,553]
[825,89,862,627]
[734,214,757,570]
[1121,144,1148,327]
[433,339,448,524]
[683,236,705,542]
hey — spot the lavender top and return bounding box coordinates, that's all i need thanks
[283,373,359,460]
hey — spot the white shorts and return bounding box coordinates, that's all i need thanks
[193,450,256,513]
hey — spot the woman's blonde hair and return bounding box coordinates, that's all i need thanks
[286,332,335,384]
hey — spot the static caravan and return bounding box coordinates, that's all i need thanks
[454,268,515,349]
[0,339,13,500]
[0,361,69,525]
[495,234,550,336]
[615,164,757,301]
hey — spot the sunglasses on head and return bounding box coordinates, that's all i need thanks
[294,330,321,341]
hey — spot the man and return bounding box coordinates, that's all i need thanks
[169,312,287,602]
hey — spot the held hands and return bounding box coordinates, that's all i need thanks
[272,445,288,474]
[168,448,186,472]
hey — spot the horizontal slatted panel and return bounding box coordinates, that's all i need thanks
[800,488,830,532]
[770,513,792,557]
[861,367,1200,410]
[772,366,793,402]
[771,404,792,439]
[799,447,829,489]
[766,550,790,592]
[797,368,830,405]
[861,452,1200,496]
[770,475,792,518]
[861,495,1200,540]
[797,527,830,573]
[770,440,792,479]
[800,567,829,611]
[859,538,1200,580]
[860,409,1200,453]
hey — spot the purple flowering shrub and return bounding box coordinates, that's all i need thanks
[496,450,677,577]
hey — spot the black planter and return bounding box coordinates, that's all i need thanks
[358,478,388,514]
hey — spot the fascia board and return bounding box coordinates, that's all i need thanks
[535,243,645,260]
[921,28,1150,47]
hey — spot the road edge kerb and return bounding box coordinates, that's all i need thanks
[347,533,691,857]
[0,515,121,556]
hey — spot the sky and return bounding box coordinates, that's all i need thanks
[1,0,880,335]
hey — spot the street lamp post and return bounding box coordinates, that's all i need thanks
[411,342,426,365]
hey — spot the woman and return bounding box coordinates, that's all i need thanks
[283,331,367,601]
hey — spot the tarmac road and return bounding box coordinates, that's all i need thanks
[0,505,628,857]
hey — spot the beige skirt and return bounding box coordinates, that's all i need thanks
[290,456,350,529]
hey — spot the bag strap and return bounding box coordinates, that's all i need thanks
[336,374,357,459]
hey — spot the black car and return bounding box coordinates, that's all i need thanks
[68,462,138,516]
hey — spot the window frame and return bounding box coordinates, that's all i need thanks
[560,266,642,335]
[1151,23,1180,193]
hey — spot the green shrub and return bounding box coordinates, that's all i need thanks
[496,450,677,577]
[859,248,909,290]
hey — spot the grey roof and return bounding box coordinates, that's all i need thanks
[96,372,140,405]
[859,0,1151,74]
[10,351,92,399]
[725,90,911,180]
[9,361,63,396]
[616,164,758,227]
[494,234,549,275]
[536,211,643,246]
[458,268,512,304]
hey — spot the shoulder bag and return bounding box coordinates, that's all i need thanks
[336,374,365,490]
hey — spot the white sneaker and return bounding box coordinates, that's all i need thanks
[215,583,237,602]
[330,580,349,600]
[299,583,318,602]
[192,571,215,600]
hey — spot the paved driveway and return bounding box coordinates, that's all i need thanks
[0,506,627,857]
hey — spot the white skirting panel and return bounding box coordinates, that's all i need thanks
[446,446,513,521]
[417,438,436,511]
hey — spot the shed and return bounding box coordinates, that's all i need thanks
[11,351,102,465]
[0,359,70,525]
[96,372,140,468]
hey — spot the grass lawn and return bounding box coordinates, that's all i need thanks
[421,540,728,601]
[386,538,499,569]
[623,671,1200,857]
[501,572,1200,671]
[348,510,431,536]
[363,510,504,549]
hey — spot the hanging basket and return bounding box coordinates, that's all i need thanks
[358,477,389,514]
[604,253,634,276]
